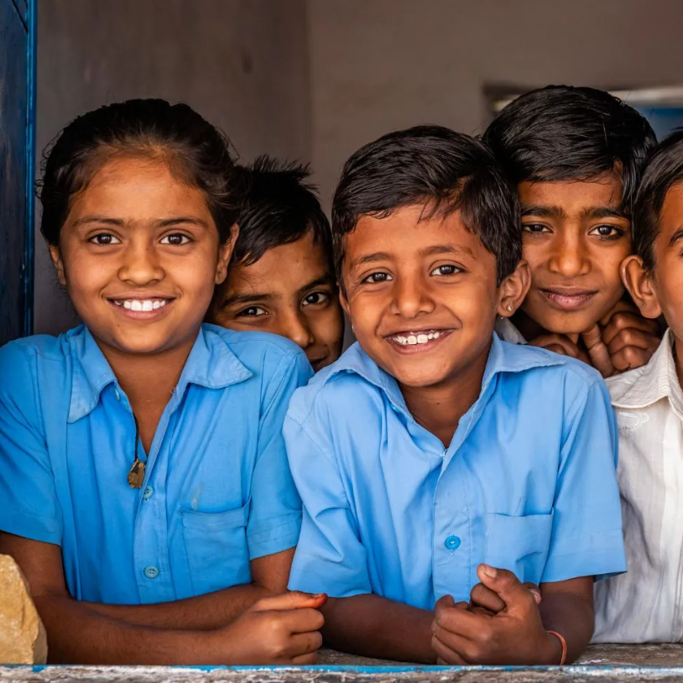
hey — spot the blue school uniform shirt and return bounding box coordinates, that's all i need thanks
[285,334,626,608]
[0,324,311,605]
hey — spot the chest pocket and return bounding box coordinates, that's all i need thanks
[484,512,554,585]
[181,501,251,596]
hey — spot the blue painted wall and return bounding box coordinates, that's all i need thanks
[0,0,35,344]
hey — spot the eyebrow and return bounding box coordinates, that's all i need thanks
[520,205,626,220]
[297,275,336,296]
[348,245,474,271]
[221,292,274,308]
[582,207,627,220]
[72,216,210,229]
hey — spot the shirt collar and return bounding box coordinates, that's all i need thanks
[68,324,252,423]
[607,328,683,418]
[320,332,564,419]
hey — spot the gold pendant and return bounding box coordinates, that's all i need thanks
[127,458,145,489]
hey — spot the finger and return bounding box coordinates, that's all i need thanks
[291,653,319,665]
[607,328,661,357]
[253,591,328,612]
[610,346,656,373]
[434,594,457,610]
[599,299,640,328]
[431,634,471,665]
[601,312,660,346]
[522,582,542,605]
[475,565,536,615]
[470,583,506,613]
[529,335,579,358]
[282,607,325,634]
[581,324,615,377]
[434,599,489,640]
[288,631,324,656]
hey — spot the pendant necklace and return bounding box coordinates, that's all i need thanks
[127,416,146,489]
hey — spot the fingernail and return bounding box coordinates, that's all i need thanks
[481,564,497,578]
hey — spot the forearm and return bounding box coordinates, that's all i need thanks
[540,592,594,664]
[321,594,435,663]
[34,595,228,665]
[83,582,271,630]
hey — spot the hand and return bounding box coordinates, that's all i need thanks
[598,301,661,374]
[469,578,542,616]
[432,565,561,665]
[528,334,590,364]
[217,591,327,665]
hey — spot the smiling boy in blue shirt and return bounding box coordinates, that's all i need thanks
[284,126,626,665]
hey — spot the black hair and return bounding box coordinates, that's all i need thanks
[231,156,332,269]
[332,125,521,285]
[633,128,683,271]
[38,98,239,245]
[483,85,656,213]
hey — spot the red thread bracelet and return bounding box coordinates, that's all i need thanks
[546,630,567,665]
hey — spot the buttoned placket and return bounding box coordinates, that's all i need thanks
[116,385,184,603]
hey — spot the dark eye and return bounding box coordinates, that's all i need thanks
[235,306,267,318]
[590,225,626,240]
[430,264,461,276]
[361,272,392,284]
[302,291,330,307]
[89,233,120,246]
[160,234,191,245]
[522,223,551,234]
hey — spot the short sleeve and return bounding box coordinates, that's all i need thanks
[0,344,62,545]
[246,350,312,560]
[542,376,626,582]
[284,411,372,597]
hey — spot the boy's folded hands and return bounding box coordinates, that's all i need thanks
[218,591,326,665]
[431,565,561,666]
[528,300,660,378]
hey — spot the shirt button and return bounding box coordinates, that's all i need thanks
[114,389,121,401]
[144,566,159,579]
[142,486,154,500]
[444,535,461,550]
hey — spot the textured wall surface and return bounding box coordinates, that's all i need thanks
[307,0,683,205]
[34,0,311,335]
[0,0,29,345]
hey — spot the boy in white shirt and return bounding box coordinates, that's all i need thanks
[593,129,683,642]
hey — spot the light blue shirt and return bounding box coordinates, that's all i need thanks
[285,334,626,609]
[0,324,311,605]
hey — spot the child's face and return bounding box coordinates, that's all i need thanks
[209,231,344,371]
[518,173,632,335]
[625,183,683,352]
[340,204,527,390]
[50,156,234,356]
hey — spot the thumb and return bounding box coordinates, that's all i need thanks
[252,591,328,612]
[581,324,615,377]
[476,565,534,613]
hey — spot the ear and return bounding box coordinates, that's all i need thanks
[215,223,239,285]
[48,243,67,286]
[621,254,662,319]
[497,259,531,318]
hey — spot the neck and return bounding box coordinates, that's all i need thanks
[400,341,490,448]
[511,309,547,341]
[96,333,198,414]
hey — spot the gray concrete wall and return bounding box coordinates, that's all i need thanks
[35,0,311,335]
[307,0,683,205]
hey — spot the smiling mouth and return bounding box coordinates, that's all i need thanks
[539,289,598,311]
[385,329,454,351]
[108,297,175,318]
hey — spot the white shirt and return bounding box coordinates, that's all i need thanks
[593,329,683,643]
[494,317,527,345]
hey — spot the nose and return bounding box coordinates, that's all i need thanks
[279,311,315,350]
[547,232,591,278]
[118,238,164,285]
[391,274,435,319]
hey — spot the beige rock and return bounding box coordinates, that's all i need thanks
[0,554,47,664]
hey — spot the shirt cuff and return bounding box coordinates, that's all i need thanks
[0,509,62,546]
[247,513,302,560]
[542,530,627,582]
[287,553,373,597]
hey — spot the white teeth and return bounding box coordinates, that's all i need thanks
[391,330,445,346]
[118,299,168,311]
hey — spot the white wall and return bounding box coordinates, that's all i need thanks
[307,0,683,204]
[35,0,311,335]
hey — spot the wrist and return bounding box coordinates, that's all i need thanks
[540,630,564,665]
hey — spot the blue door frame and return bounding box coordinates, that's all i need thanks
[0,0,36,344]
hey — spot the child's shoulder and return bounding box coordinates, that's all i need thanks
[201,324,310,379]
[0,327,83,375]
